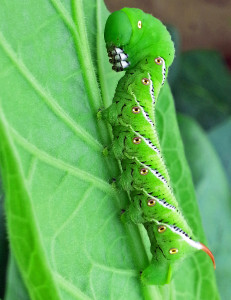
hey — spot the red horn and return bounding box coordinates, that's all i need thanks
[200,242,216,269]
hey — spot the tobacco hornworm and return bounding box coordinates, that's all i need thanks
[102,8,215,285]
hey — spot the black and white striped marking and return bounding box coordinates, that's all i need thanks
[148,73,156,105]
[131,92,155,127]
[121,120,161,155]
[133,156,167,184]
[151,220,202,250]
[161,58,166,86]
[168,225,202,250]
[142,135,160,154]
[158,198,176,210]
[142,189,176,211]
[150,169,167,184]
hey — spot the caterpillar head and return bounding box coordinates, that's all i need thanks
[104,8,175,72]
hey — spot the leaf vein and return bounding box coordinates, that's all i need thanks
[53,272,93,300]
[10,126,112,193]
[50,185,95,270]
[0,31,102,152]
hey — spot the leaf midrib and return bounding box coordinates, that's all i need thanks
[10,126,112,193]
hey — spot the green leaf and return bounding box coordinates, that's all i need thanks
[209,118,231,186]
[156,86,219,300]
[0,1,219,299]
[0,180,8,299]
[4,254,30,300]
[172,51,231,130]
[178,115,231,300]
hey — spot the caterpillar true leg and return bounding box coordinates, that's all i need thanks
[121,204,145,224]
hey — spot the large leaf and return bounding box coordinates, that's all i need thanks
[178,115,231,300]
[0,179,8,298]
[4,254,30,300]
[209,118,231,187]
[156,86,219,300]
[0,0,219,299]
[172,51,231,130]
[165,26,181,86]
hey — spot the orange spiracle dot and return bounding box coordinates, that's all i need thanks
[169,248,178,255]
[133,137,141,144]
[132,106,141,114]
[155,57,163,65]
[142,78,150,85]
[158,225,166,233]
[147,199,156,207]
[140,168,148,175]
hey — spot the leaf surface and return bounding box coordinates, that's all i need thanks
[178,115,231,299]
[0,180,7,299]
[209,118,231,186]
[172,51,231,130]
[4,254,30,300]
[156,87,219,300]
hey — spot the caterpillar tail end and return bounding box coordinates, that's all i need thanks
[200,242,216,269]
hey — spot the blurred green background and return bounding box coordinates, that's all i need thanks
[0,0,231,299]
[105,0,231,298]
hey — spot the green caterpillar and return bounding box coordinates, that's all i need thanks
[102,8,215,285]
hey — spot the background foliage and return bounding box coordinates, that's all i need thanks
[0,0,230,299]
